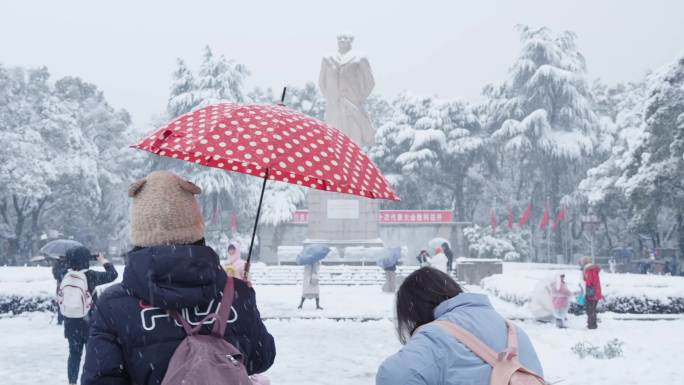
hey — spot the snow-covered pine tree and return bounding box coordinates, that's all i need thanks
[167,58,197,118]
[578,80,648,251]
[196,45,249,106]
[618,55,684,258]
[369,92,435,210]
[485,26,600,259]
[394,96,485,222]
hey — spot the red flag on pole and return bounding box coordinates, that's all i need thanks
[552,206,566,230]
[211,203,221,225]
[507,206,514,230]
[518,204,532,226]
[539,205,550,229]
[230,211,238,233]
[490,208,497,234]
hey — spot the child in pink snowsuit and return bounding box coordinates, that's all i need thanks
[549,274,572,328]
[223,244,247,281]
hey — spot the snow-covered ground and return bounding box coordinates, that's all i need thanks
[2,266,683,384]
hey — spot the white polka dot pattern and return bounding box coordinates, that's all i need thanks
[131,103,400,201]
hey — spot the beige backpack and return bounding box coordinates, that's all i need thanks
[430,320,546,385]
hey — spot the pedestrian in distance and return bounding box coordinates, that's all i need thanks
[548,274,572,328]
[416,250,430,267]
[58,246,118,385]
[431,246,449,273]
[382,262,398,293]
[81,171,275,385]
[224,243,247,280]
[579,256,603,329]
[441,241,454,273]
[376,267,545,385]
[298,261,323,310]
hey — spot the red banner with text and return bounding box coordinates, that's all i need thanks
[289,210,453,224]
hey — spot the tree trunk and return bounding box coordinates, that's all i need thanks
[11,195,27,263]
[453,178,465,223]
[600,211,614,250]
[549,158,563,260]
[677,211,684,275]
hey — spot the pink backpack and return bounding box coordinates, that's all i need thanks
[161,277,252,385]
[430,320,546,385]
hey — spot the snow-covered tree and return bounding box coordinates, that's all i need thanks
[484,26,600,258]
[0,64,135,263]
[617,55,684,256]
[284,82,325,120]
[578,80,648,250]
[394,95,485,221]
[369,93,435,210]
[196,45,249,105]
[463,225,531,261]
[167,58,197,118]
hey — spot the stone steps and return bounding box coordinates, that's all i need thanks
[248,265,419,285]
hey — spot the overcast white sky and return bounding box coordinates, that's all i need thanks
[1,0,682,127]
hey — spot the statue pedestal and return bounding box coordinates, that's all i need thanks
[305,190,383,259]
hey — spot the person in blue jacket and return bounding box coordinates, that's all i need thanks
[376,267,543,385]
[81,171,275,385]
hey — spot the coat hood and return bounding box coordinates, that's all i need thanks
[123,245,226,309]
[433,293,492,319]
[583,263,601,272]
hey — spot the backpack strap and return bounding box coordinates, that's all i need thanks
[169,309,195,336]
[211,276,234,338]
[429,320,500,367]
[501,320,519,361]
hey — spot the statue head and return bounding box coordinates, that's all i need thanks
[337,33,354,55]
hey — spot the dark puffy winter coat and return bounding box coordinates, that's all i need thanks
[81,245,276,385]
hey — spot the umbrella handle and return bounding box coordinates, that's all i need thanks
[279,87,287,105]
[246,169,270,269]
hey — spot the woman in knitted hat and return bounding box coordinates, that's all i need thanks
[81,171,275,385]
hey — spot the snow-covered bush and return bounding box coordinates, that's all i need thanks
[0,295,55,316]
[463,225,530,261]
[571,339,624,359]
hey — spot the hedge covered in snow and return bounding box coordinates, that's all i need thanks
[463,225,530,261]
[482,266,684,314]
[0,295,55,316]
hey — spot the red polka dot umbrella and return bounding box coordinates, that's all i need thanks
[131,100,400,274]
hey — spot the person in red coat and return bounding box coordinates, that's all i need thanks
[579,256,603,329]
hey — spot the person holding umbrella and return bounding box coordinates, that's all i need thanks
[377,248,402,293]
[130,97,400,281]
[81,171,275,385]
[296,245,330,310]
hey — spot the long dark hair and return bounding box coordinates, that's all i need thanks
[396,267,463,344]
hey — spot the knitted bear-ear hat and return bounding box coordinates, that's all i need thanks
[128,170,205,247]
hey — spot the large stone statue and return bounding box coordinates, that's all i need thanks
[319,33,376,146]
[306,34,382,259]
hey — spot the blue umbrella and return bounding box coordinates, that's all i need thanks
[296,245,331,266]
[376,248,402,270]
[40,239,83,257]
